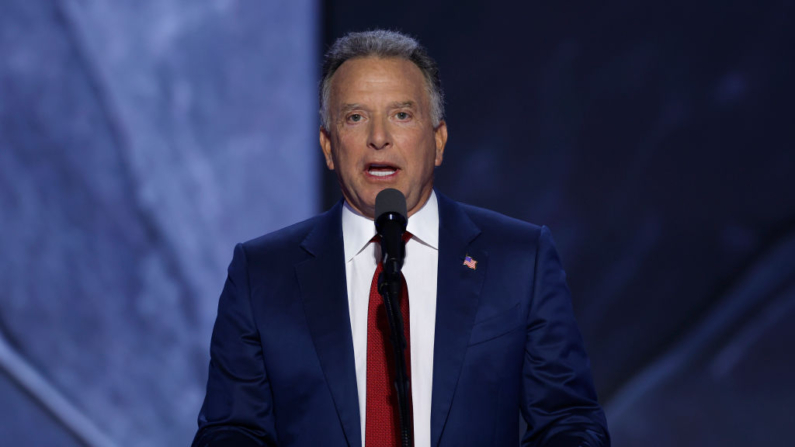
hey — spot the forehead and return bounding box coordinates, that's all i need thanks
[329,57,429,107]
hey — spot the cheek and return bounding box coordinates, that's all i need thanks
[332,135,358,165]
[397,131,435,157]
[412,135,438,167]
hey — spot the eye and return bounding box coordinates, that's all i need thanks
[347,113,363,123]
[395,111,410,120]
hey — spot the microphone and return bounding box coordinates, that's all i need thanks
[374,188,413,447]
[375,188,408,277]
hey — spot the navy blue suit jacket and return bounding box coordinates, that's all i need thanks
[193,192,609,446]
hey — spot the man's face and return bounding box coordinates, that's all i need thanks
[320,57,448,219]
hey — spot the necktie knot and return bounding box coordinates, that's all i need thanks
[370,231,413,245]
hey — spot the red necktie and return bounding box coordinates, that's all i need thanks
[365,233,412,446]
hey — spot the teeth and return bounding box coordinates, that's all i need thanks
[369,169,396,177]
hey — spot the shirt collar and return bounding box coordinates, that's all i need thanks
[341,190,439,263]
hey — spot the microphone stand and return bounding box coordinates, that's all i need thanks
[378,242,413,447]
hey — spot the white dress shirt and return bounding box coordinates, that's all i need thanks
[342,191,439,447]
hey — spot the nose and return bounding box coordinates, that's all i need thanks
[367,116,391,150]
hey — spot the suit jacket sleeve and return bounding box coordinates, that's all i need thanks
[193,243,278,447]
[520,226,610,447]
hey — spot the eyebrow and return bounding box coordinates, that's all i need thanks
[339,101,417,113]
[340,103,363,113]
[389,101,416,109]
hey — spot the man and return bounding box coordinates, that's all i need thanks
[193,30,609,446]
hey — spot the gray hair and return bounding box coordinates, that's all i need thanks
[319,29,445,131]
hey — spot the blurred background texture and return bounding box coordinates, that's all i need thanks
[1,0,793,445]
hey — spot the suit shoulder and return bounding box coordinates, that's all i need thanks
[457,201,543,242]
[238,213,322,261]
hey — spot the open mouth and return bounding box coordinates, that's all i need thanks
[366,163,399,178]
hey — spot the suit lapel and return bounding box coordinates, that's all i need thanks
[296,202,361,447]
[431,192,487,447]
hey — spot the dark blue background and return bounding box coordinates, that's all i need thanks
[2,0,793,445]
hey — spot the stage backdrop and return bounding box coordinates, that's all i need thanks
[0,0,318,445]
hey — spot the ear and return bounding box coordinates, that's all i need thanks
[319,126,335,170]
[433,120,448,167]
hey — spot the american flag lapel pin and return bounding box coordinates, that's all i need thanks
[463,254,477,270]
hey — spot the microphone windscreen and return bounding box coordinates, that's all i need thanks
[375,188,407,220]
